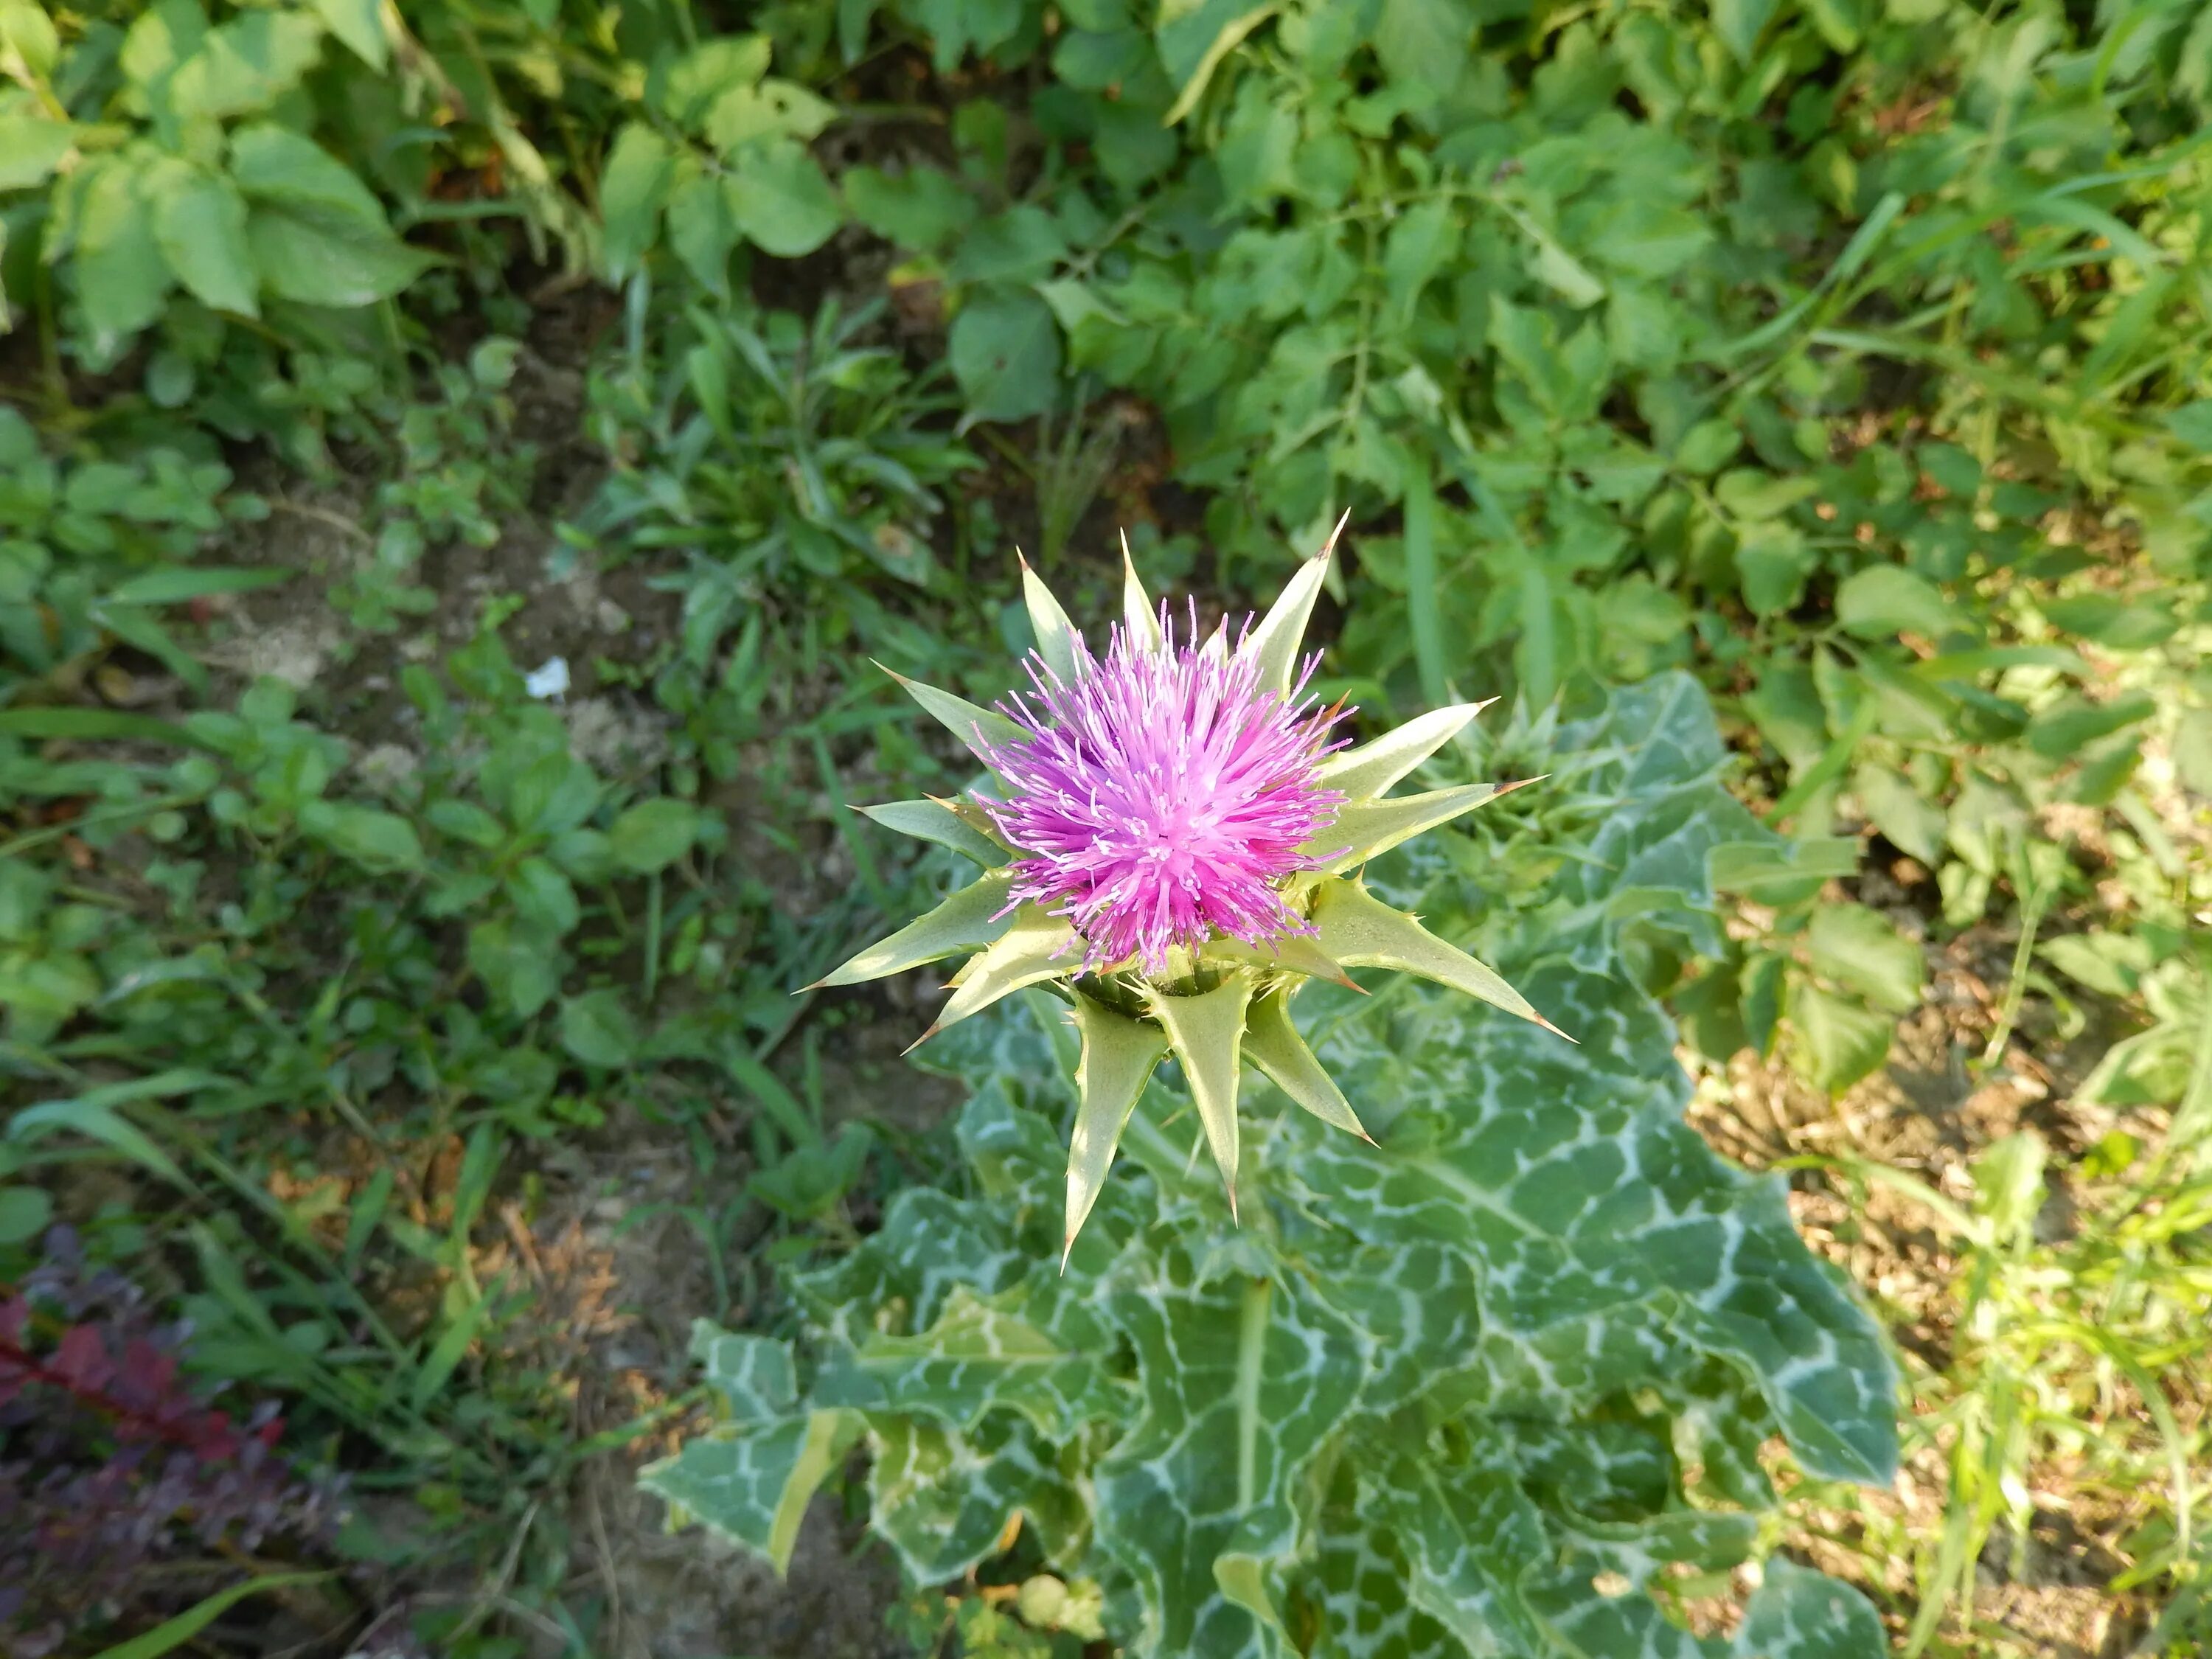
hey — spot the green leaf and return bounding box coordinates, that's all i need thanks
[1306,780,1534,874]
[0,1185,52,1245]
[247,208,431,307]
[1712,0,1781,63]
[74,156,173,347]
[1311,877,1559,1034]
[228,125,384,224]
[1121,540,1164,653]
[950,206,1067,287]
[1317,700,1492,802]
[814,870,1017,988]
[1157,0,1279,124]
[467,918,559,1018]
[948,289,1062,428]
[608,798,701,873]
[0,116,73,191]
[881,667,1028,765]
[855,799,1007,869]
[307,0,386,68]
[843,163,976,254]
[149,160,259,317]
[103,566,291,605]
[1789,979,1895,1093]
[727,139,841,257]
[10,1075,198,1187]
[1835,565,1953,639]
[1853,763,1944,864]
[560,988,640,1068]
[1065,995,1168,1257]
[1806,904,1922,1013]
[1144,974,1253,1206]
[1018,557,1085,684]
[642,1408,860,1576]
[168,11,324,121]
[0,707,206,747]
[297,801,425,873]
[692,1324,800,1424]
[599,122,675,281]
[1241,988,1367,1141]
[667,160,738,297]
[1734,523,1817,616]
[83,1572,335,1659]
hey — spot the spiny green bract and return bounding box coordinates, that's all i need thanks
[816,528,1570,1258]
[642,677,1899,1659]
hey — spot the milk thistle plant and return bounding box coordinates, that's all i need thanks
[816,521,1566,1257]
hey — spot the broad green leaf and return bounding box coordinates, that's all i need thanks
[150,160,258,317]
[1316,700,1495,802]
[1241,988,1367,1140]
[922,907,1078,1041]
[1157,0,1280,124]
[1019,557,1084,684]
[308,0,386,68]
[608,798,701,872]
[167,11,324,121]
[297,801,424,873]
[559,989,639,1068]
[247,206,431,307]
[1065,995,1167,1257]
[74,157,172,346]
[1853,762,1944,865]
[1310,877,1559,1035]
[641,1408,860,1576]
[843,163,975,253]
[1806,903,1922,1013]
[856,799,1007,868]
[692,1324,799,1423]
[1835,565,1953,640]
[228,125,383,223]
[599,122,674,280]
[949,289,1062,428]
[813,869,1016,988]
[1305,780,1534,874]
[0,116,72,191]
[1789,980,1895,1093]
[726,139,841,257]
[1712,0,1781,63]
[666,159,738,296]
[1144,974,1252,1206]
[881,666,1028,764]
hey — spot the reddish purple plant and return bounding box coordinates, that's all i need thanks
[978,603,1349,974]
[0,1228,339,1657]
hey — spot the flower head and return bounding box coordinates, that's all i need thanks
[978,607,1347,974]
[815,524,1565,1259]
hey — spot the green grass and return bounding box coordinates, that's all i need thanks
[3,0,2210,1654]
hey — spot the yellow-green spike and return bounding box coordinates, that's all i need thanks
[1309,877,1573,1041]
[1316,699,1497,803]
[1063,996,1169,1267]
[1200,931,1362,992]
[878,664,1027,766]
[855,799,1008,868]
[1305,779,1541,874]
[1018,551,1085,685]
[1120,530,1164,653]
[911,908,1078,1049]
[1144,975,1253,1217]
[807,870,1015,989]
[1242,508,1349,696]
[1242,988,1371,1141]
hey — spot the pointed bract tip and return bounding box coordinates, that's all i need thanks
[1226,1185,1240,1225]
[1060,1236,1074,1275]
[1015,546,1032,570]
[796,978,826,995]
[1534,1015,1579,1046]
[902,1023,942,1057]
[1495,776,1548,797]
[1318,506,1353,560]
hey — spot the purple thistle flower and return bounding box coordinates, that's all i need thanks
[975,605,1350,974]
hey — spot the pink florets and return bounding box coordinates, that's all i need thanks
[976,606,1349,974]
